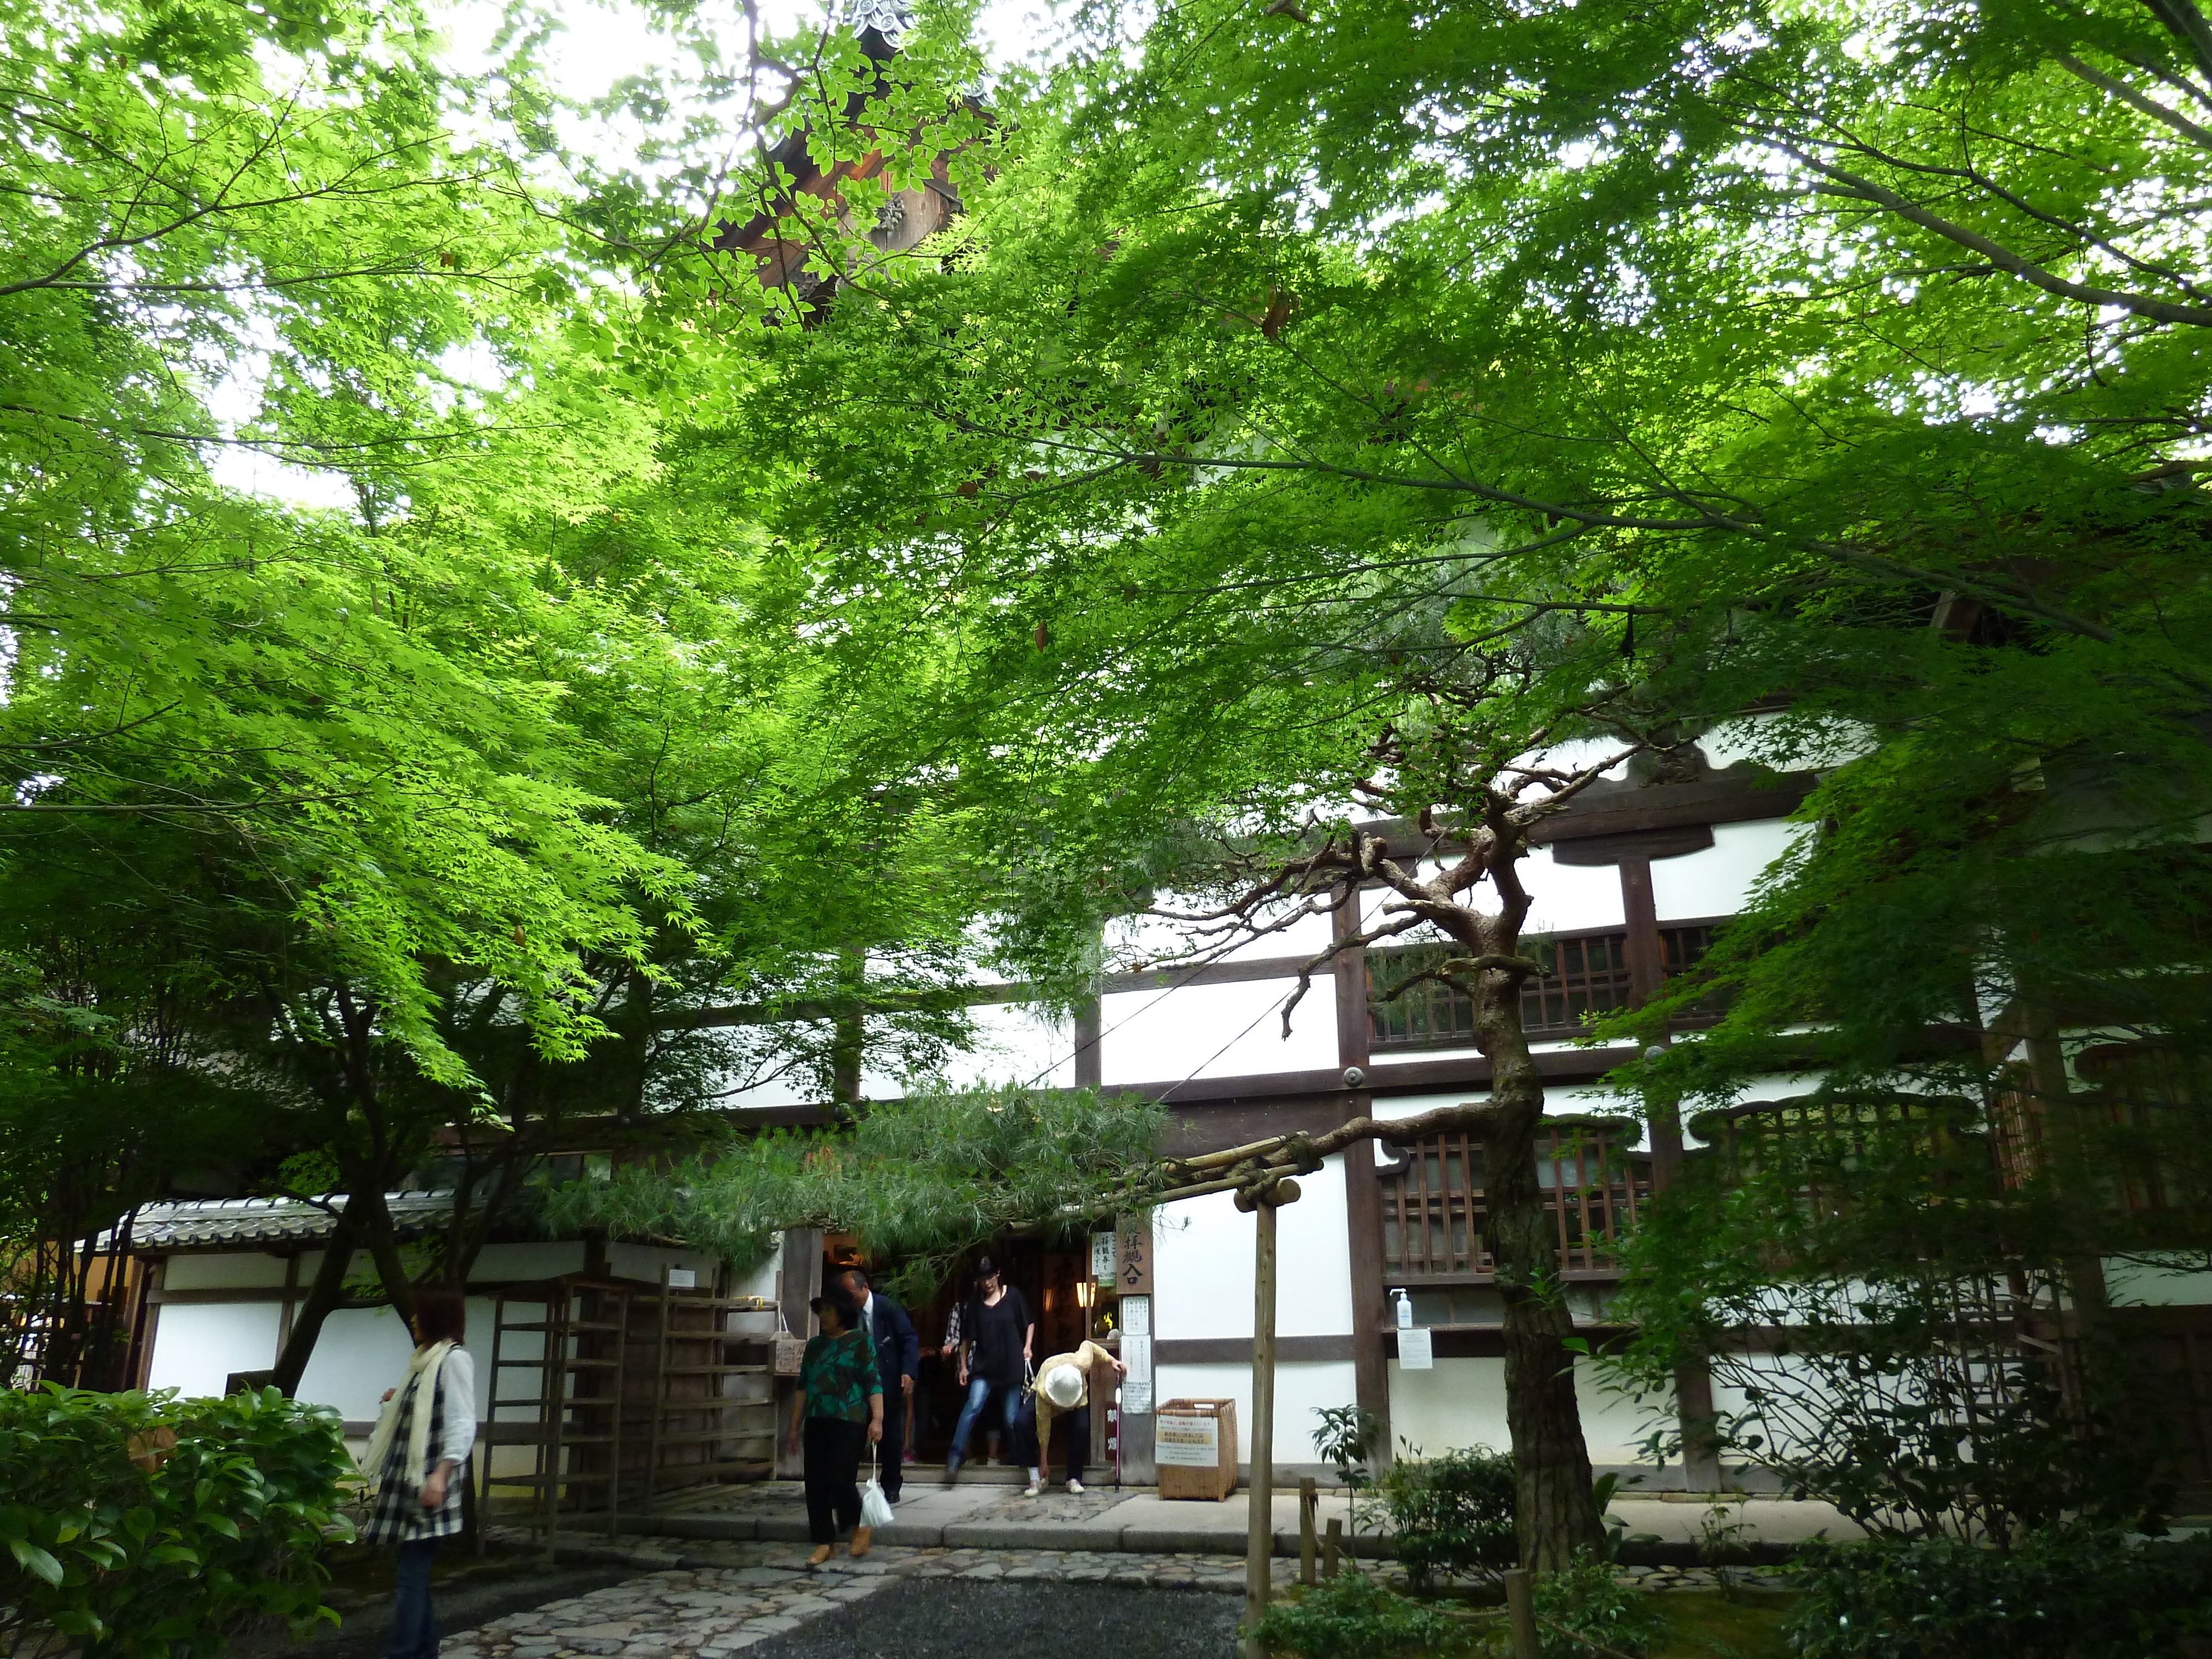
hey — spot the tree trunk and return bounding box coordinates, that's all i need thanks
[1473,949,1608,1569]
[271,1207,363,1397]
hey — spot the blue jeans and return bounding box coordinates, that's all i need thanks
[387,1537,439,1658]
[947,1376,1024,1470]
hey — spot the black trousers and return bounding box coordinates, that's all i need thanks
[877,1379,905,1501]
[1060,1402,1092,1485]
[803,1416,868,1543]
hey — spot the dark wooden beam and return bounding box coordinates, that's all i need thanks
[1332,886,1392,1453]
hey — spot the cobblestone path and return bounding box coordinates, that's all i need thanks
[442,1541,1255,1658]
[444,1536,1787,1659]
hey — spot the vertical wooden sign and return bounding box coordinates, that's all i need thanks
[1116,1218,1153,1294]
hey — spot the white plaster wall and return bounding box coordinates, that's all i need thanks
[468,1241,588,1281]
[1099,975,1335,1086]
[1153,1168,1353,1342]
[1650,820,1798,921]
[2105,1260,2212,1307]
[606,1241,723,1286]
[147,1302,281,1397]
[1387,1357,1660,1465]
[163,1253,291,1290]
[1109,899,1338,971]
[1521,852,1629,936]
[295,1304,416,1421]
[1154,1359,1360,1464]
[731,1235,783,1301]
[930,1000,1073,1090]
[294,1300,507,1424]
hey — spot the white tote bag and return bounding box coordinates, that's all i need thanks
[859,1444,894,1528]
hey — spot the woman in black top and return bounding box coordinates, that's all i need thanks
[942,1257,1032,1481]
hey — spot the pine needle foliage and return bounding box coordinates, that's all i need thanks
[544,1085,1170,1299]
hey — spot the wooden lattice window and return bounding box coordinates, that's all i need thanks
[1370,933,1635,1048]
[1380,1123,1651,1280]
[2075,1044,2212,1220]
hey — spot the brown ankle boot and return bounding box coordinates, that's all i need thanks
[850,1525,873,1557]
[806,1545,833,1567]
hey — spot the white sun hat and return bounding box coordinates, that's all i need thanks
[1042,1364,1085,1409]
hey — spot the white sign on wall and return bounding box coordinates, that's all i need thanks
[1091,1232,1118,1282]
[1119,1295,1152,1413]
[1397,1327,1434,1371]
[1154,1412,1220,1467]
[666,1267,697,1290]
[1120,1333,1152,1415]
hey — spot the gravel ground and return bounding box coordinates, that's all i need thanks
[739,1577,1243,1659]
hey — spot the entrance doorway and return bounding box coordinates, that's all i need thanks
[823,1235,1105,1473]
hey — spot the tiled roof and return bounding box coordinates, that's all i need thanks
[107,1191,458,1252]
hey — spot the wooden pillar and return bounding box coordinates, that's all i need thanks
[1074,994,1103,1089]
[1299,1476,1318,1585]
[1332,884,1392,1454]
[1248,1192,1279,1635]
[778,1229,823,1478]
[1243,1176,1302,1646]
[1620,857,1720,1489]
[1618,854,1665,1004]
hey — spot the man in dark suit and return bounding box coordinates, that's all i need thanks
[840,1267,919,1501]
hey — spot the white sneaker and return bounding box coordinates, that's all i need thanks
[1067,1480,1084,1495]
[1023,1481,1042,1498]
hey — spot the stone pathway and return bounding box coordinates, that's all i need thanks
[445,1540,1260,1658]
[445,1535,1794,1658]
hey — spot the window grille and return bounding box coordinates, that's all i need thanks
[1369,933,1634,1048]
[2074,1044,2212,1220]
[1379,1124,1650,1280]
[1368,923,1726,1049]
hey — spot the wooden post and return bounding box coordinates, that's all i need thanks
[1323,1517,1343,1580]
[1299,1476,1318,1585]
[1247,1189,1279,1638]
[1504,1568,1540,1659]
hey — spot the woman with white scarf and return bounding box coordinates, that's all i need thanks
[359,1287,476,1659]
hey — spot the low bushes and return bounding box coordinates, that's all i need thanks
[1373,1445,1516,1589]
[1788,1526,2212,1659]
[0,1383,355,1658]
[1533,1556,1668,1659]
[1245,1570,1484,1659]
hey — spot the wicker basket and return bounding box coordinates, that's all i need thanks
[1155,1397,1238,1501]
[773,1310,806,1378]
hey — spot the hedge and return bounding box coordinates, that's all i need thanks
[0,1383,354,1657]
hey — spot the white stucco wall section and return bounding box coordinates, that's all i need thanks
[1520,852,1629,935]
[930,1000,1073,1090]
[163,1254,291,1290]
[1388,1356,1660,1465]
[1100,975,1335,1085]
[1155,1359,1360,1465]
[1650,820,1798,920]
[297,1303,433,1421]
[1154,1165,1354,1342]
[146,1302,282,1398]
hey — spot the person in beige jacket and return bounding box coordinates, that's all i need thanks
[1026,1339,1125,1497]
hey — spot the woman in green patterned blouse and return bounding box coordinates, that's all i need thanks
[786,1286,884,1564]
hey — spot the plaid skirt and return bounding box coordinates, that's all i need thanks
[361,1369,465,1545]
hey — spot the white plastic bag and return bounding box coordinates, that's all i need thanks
[859,1445,893,1528]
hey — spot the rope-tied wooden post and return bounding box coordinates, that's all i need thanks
[1237,1172,1301,1655]
[1298,1476,1318,1585]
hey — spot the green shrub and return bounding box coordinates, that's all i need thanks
[1245,1569,1483,1659]
[1787,1526,2212,1659]
[1375,1444,1516,1589]
[1532,1555,1667,1659]
[0,1383,355,1658]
